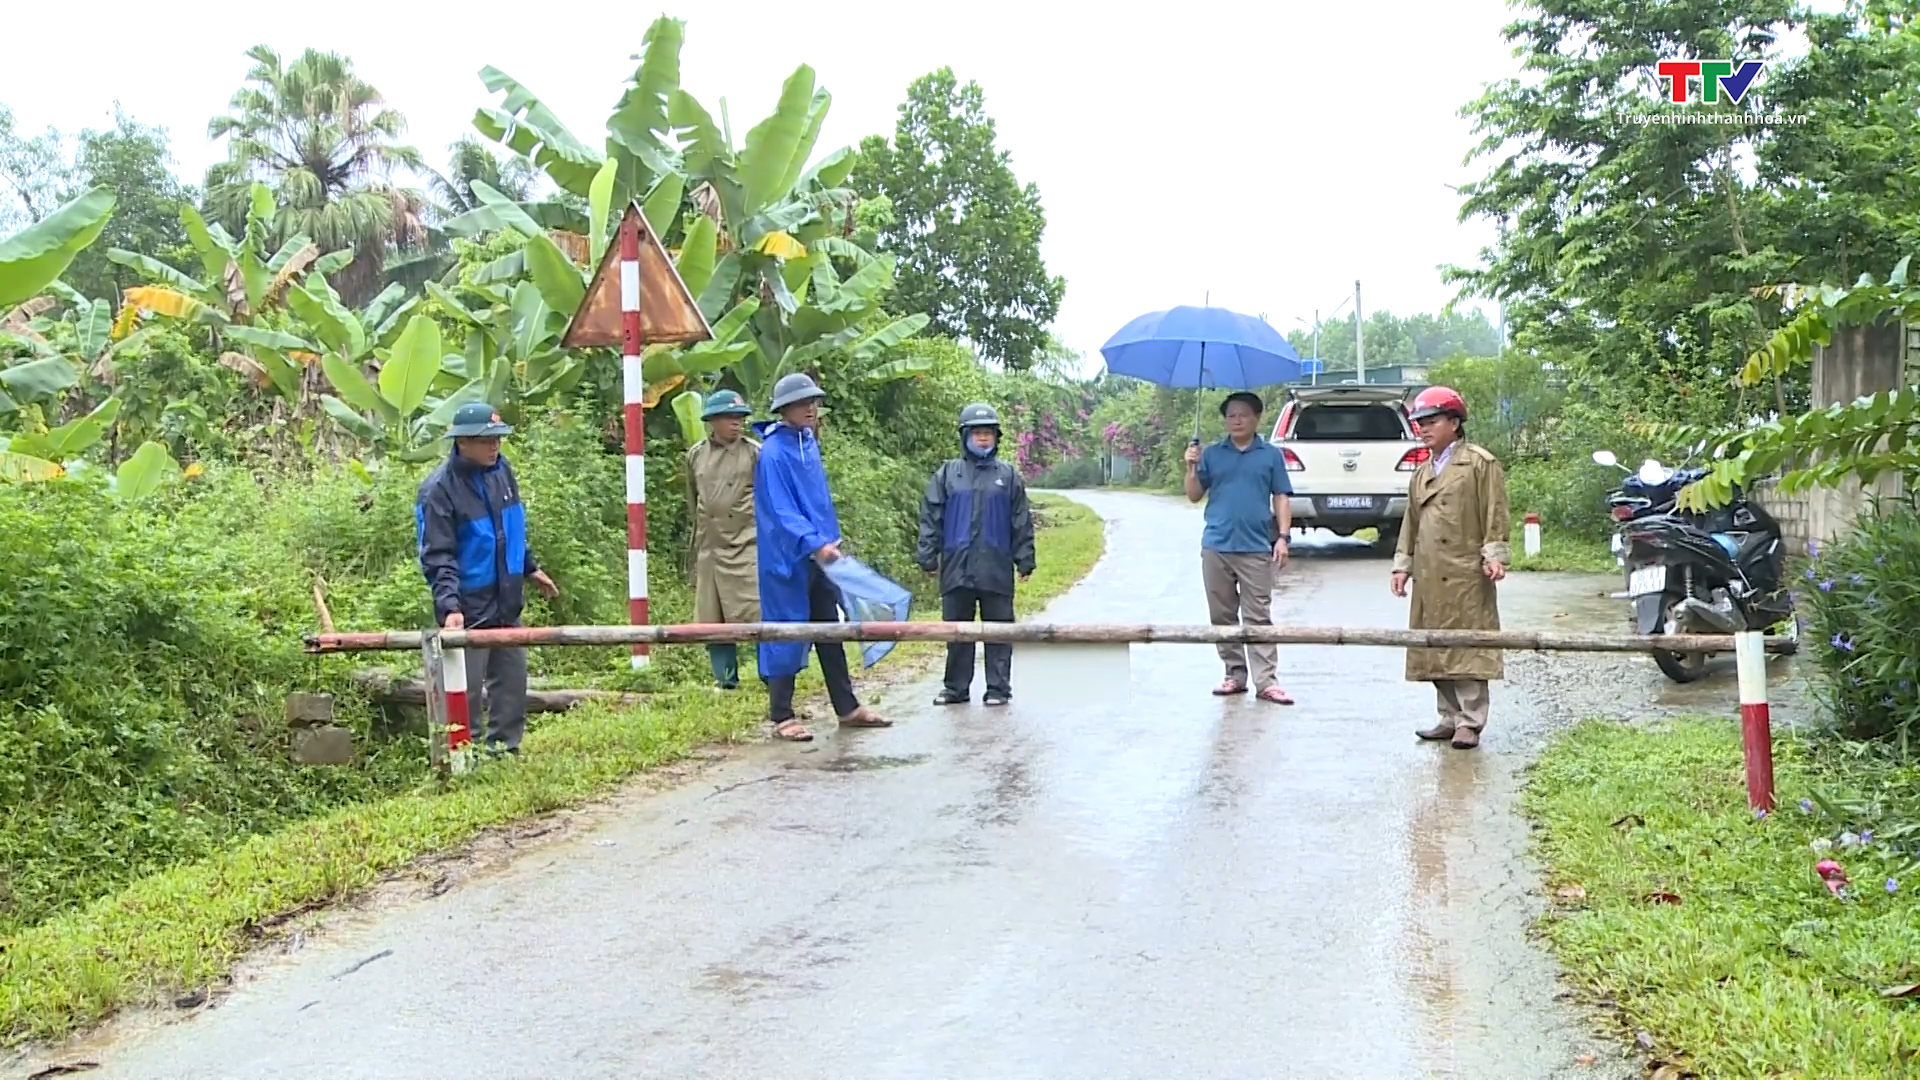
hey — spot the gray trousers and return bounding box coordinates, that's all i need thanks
[1434,679,1490,732]
[464,644,530,750]
[1202,549,1277,690]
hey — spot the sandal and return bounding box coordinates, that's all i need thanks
[1211,679,1249,696]
[772,719,814,742]
[837,706,894,728]
[1256,686,1295,706]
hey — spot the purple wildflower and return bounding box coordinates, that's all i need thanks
[1850,573,1866,585]
[1754,807,1769,820]
[1808,539,1820,557]
[1800,799,1815,813]
[1861,830,1873,845]
[1806,566,1818,581]
[1832,634,1856,652]
[1819,579,1835,592]
[1890,879,1900,894]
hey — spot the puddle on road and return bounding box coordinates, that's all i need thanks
[789,753,933,774]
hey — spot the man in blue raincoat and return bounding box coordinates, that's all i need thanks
[754,373,893,742]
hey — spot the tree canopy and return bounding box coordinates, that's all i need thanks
[852,68,1064,371]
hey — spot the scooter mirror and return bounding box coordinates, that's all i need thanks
[1638,459,1669,484]
[1591,450,1618,468]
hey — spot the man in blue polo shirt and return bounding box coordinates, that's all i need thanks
[1183,391,1294,704]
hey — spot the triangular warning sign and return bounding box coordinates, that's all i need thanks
[562,203,714,349]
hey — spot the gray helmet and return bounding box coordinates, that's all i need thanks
[958,402,1000,430]
[769,372,826,413]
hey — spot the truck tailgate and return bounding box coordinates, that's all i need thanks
[1286,441,1422,494]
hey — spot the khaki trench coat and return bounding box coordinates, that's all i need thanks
[686,437,761,624]
[1392,440,1511,682]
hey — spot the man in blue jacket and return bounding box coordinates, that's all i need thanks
[416,403,559,756]
[917,403,1036,707]
[754,374,892,742]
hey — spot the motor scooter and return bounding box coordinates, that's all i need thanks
[1590,450,1798,682]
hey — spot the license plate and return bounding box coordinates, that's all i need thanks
[1325,496,1374,509]
[1628,565,1667,597]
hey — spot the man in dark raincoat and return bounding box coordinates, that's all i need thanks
[415,402,560,756]
[917,402,1036,707]
[753,373,892,742]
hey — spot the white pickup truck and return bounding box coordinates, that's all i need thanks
[1269,385,1428,551]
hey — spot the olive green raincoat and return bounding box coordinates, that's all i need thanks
[686,436,761,623]
[1392,440,1512,682]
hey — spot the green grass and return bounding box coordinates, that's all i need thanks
[0,494,1106,1048]
[1512,531,1617,573]
[1526,719,1920,1078]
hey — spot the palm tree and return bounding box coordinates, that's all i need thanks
[204,45,427,304]
[427,136,537,221]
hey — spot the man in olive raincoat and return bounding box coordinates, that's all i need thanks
[686,389,760,689]
[1391,385,1511,750]
[753,373,892,742]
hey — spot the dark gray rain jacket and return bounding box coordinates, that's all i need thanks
[916,440,1036,596]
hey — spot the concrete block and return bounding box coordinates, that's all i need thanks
[291,725,356,766]
[286,692,336,729]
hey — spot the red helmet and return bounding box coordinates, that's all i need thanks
[1408,385,1467,422]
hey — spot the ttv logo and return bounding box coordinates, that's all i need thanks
[1656,59,1765,104]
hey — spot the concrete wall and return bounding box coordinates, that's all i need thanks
[1749,318,1908,548]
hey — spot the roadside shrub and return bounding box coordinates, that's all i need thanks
[0,479,427,933]
[1802,496,1920,744]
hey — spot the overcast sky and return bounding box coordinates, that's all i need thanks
[2,0,1522,363]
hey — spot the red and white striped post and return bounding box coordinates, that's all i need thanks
[1734,629,1774,811]
[618,216,650,668]
[1523,512,1541,558]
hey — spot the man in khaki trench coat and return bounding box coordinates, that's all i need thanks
[1390,385,1510,749]
[686,389,761,689]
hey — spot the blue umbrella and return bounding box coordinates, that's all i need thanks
[1100,304,1304,442]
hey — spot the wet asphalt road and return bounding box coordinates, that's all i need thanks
[27,490,1802,1080]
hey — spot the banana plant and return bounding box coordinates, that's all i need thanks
[0,187,116,309]
[317,311,473,461]
[107,182,348,332]
[468,16,686,264]
[734,252,932,400]
[425,275,580,424]
[218,277,418,406]
[0,285,157,403]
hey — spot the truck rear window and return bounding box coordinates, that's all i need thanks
[1289,404,1408,441]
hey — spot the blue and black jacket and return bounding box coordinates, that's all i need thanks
[916,438,1035,597]
[416,451,539,629]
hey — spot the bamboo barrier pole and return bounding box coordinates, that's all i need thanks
[304,621,1798,656]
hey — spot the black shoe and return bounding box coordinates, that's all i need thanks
[983,690,1010,707]
[933,690,969,706]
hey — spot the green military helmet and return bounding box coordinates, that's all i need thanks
[958,402,1001,430]
[701,389,752,419]
[446,401,513,438]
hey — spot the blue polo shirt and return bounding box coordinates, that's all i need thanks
[1196,435,1292,553]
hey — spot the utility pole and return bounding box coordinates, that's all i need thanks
[1312,309,1320,386]
[1354,280,1366,384]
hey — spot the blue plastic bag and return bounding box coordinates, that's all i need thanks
[820,555,913,668]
